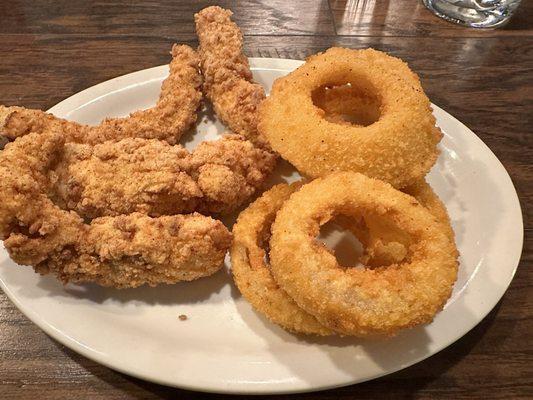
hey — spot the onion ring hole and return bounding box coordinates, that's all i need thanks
[316,214,411,270]
[311,83,382,127]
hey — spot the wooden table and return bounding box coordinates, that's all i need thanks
[1,1,531,398]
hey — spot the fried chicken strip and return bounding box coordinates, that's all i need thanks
[191,134,276,214]
[195,6,268,148]
[0,45,202,145]
[0,133,232,288]
[48,134,276,219]
[49,139,202,219]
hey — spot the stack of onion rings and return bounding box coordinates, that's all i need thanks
[232,47,459,337]
[231,183,333,336]
[231,174,458,336]
[267,172,458,337]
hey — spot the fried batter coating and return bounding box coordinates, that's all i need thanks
[191,134,277,214]
[339,178,457,268]
[63,212,231,288]
[269,172,458,337]
[0,133,232,288]
[231,183,333,335]
[195,6,268,148]
[232,179,456,336]
[259,47,442,188]
[0,45,202,145]
[46,134,276,219]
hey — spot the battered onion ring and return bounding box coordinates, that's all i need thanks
[231,183,333,336]
[232,179,455,335]
[402,178,456,243]
[339,178,456,268]
[259,47,442,188]
[269,172,458,336]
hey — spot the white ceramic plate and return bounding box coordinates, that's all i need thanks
[0,58,523,394]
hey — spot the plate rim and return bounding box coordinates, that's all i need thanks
[0,57,524,394]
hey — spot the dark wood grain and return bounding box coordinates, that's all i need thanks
[0,0,335,36]
[0,1,532,399]
[329,0,533,36]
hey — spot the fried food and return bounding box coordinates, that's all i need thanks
[231,183,333,336]
[0,44,202,145]
[259,47,442,188]
[195,6,268,148]
[48,134,276,219]
[49,138,200,219]
[190,134,277,214]
[269,172,458,337]
[232,178,456,335]
[0,133,232,288]
[402,178,455,242]
[340,178,456,268]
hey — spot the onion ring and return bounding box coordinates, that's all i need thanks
[231,178,455,335]
[259,47,442,188]
[269,172,458,336]
[339,178,456,268]
[231,183,333,336]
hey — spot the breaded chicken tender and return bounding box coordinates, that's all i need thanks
[195,6,268,148]
[190,134,277,214]
[47,134,276,219]
[0,133,232,288]
[0,45,202,145]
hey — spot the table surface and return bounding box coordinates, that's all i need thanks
[0,1,531,399]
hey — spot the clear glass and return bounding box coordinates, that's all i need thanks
[423,0,522,28]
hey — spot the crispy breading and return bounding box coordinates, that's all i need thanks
[190,134,277,214]
[259,47,442,188]
[231,183,333,335]
[195,6,269,148]
[269,172,458,337]
[0,45,202,145]
[0,133,232,288]
[46,134,276,219]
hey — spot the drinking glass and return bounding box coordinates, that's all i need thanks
[423,0,521,28]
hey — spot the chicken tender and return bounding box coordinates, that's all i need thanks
[195,6,268,148]
[47,134,276,219]
[190,134,277,214]
[0,44,202,145]
[0,133,232,288]
[49,139,202,219]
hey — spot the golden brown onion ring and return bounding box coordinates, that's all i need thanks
[339,178,457,268]
[259,47,442,188]
[269,172,458,337]
[231,183,333,336]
